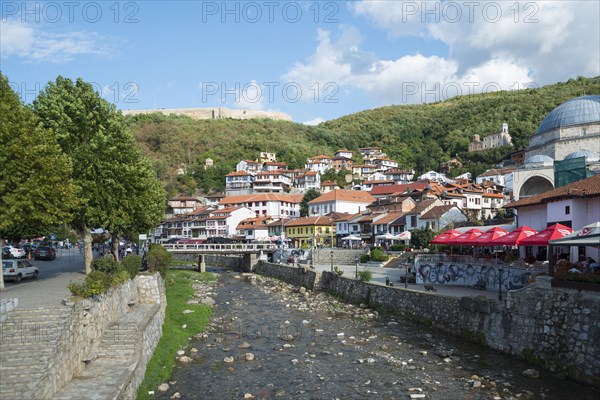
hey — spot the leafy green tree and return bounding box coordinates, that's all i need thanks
[0,74,80,289]
[33,76,161,272]
[410,229,435,249]
[300,189,321,216]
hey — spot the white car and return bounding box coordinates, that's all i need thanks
[2,259,39,283]
[3,246,26,259]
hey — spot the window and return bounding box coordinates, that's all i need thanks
[565,206,570,215]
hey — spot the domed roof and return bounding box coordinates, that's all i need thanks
[564,150,600,162]
[525,155,554,165]
[535,95,600,135]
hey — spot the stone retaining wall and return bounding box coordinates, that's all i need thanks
[42,273,165,399]
[255,263,600,386]
[0,297,18,322]
[255,262,320,291]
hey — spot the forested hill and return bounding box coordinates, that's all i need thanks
[126,76,600,196]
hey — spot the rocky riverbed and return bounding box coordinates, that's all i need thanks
[154,268,600,400]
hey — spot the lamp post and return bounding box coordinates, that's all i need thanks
[498,268,504,301]
[405,261,408,289]
[330,250,334,272]
[355,255,359,280]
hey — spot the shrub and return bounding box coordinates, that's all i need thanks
[390,244,407,251]
[360,254,370,263]
[333,266,344,276]
[358,270,372,282]
[121,254,142,279]
[147,244,172,277]
[370,248,389,262]
[68,270,111,298]
[111,267,131,286]
[92,257,119,274]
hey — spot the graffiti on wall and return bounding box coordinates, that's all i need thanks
[415,261,534,290]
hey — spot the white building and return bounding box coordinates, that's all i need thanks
[308,189,376,216]
[219,193,303,219]
[205,207,256,238]
[225,171,254,196]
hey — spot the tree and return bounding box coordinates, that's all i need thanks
[300,189,321,217]
[0,73,79,289]
[33,76,155,273]
[410,228,435,249]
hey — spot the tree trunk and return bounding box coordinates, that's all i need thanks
[81,224,93,274]
[111,232,120,263]
[0,234,5,291]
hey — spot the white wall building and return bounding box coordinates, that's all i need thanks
[308,189,376,216]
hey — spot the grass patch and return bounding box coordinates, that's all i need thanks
[137,270,215,399]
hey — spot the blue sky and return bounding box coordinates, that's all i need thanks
[2,1,599,123]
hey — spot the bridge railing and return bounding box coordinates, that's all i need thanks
[162,243,277,253]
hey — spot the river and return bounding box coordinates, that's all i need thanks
[156,268,600,400]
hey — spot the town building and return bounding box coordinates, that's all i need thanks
[294,170,321,192]
[225,171,254,196]
[236,216,275,241]
[308,189,376,216]
[205,207,256,238]
[285,216,336,247]
[468,123,513,152]
[218,193,303,219]
[166,196,203,218]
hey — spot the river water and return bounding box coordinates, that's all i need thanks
[156,268,599,400]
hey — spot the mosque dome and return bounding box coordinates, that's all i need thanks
[564,150,600,162]
[535,95,600,135]
[524,155,554,166]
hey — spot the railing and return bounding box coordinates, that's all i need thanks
[415,254,547,270]
[162,243,277,253]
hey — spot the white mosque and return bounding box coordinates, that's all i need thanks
[512,95,600,200]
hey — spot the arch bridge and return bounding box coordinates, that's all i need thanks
[162,243,277,272]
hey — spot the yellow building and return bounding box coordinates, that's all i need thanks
[285,216,336,248]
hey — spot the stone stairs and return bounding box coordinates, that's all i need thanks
[51,303,159,400]
[0,307,72,400]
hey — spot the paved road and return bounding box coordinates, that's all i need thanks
[1,249,86,308]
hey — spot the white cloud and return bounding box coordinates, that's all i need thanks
[0,20,113,62]
[303,117,326,126]
[285,1,598,106]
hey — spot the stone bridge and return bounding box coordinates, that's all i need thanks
[162,243,277,272]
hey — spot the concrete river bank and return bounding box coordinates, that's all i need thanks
[156,267,600,400]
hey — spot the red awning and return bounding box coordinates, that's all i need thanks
[467,227,510,246]
[446,228,484,245]
[519,223,572,246]
[430,229,461,244]
[493,226,537,246]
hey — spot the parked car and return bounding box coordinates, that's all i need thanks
[34,246,56,261]
[2,259,39,282]
[2,246,26,259]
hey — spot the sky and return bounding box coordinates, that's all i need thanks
[1,1,599,124]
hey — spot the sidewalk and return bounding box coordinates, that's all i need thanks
[311,263,500,299]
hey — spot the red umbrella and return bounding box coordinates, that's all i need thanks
[430,229,461,244]
[467,227,510,246]
[519,223,572,246]
[446,228,484,245]
[493,226,537,246]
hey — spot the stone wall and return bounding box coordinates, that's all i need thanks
[251,262,599,386]
[255,262,320,291]
[0,297,18,322]
[39,273,165,399]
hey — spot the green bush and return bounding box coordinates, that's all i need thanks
[360,254,370,263]
[68,270,111,298]
[358,270,372,282]
[111,267,131,286]
[370,248,389,262]
[121,255,142,279]
[147,244,172,276]
[390,244,407,251]
[92,257,119,274]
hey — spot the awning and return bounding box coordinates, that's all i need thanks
[493,226,537,246]
[430,229,461,244]
[392,231,411,241]
[519,223,572,246]
[467,227,509,246]
[340,235,362,241]
[549,222,600,247]
[375,233,395,240]
[446,228,484,245]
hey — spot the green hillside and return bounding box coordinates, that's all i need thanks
[126,76,600,196]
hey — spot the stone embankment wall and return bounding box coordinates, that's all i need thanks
[255,262,600,387]
[44,274,165,399]
[255,262,320,290]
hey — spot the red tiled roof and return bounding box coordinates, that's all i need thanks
[226,171,252,177]
[308,189,376,204]
[286,216,334,227]
[507,174,600,208]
